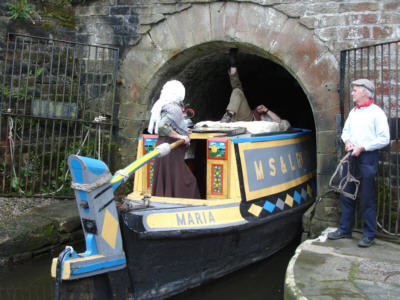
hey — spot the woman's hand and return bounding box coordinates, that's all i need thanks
[181,135,190,144]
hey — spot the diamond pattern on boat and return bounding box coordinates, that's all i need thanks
[101,209,118,249]
[248,204,263,216]
[276,198,285,210]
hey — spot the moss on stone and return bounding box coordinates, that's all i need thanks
[348,262,360,281]
[38,1,77,30]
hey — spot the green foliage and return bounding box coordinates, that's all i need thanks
[0,67,44,101]
[6,0,38,24]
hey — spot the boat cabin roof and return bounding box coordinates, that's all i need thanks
[190,126,311,143]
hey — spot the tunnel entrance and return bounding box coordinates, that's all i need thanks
[149,44,314,131]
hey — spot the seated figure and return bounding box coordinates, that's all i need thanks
[220,49,290,132]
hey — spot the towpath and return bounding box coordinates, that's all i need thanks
[285,227,400,299]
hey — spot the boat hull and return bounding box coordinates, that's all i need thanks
[121,201,311,300]
[55,129,316,300]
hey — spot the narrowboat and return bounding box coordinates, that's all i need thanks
[51,124,316,300]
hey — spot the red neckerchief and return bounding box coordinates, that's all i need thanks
[355,98,373,109]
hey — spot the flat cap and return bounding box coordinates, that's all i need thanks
[351,78,375,93]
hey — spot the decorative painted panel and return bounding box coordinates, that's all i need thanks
[143,135,158,189]
[211,164,223,195]
[207,139,228,160]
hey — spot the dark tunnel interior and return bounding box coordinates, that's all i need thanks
[149,45,315,132]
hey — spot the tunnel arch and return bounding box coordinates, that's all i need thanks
[119,1,340,195]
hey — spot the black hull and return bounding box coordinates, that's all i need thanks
[121,202,310,300]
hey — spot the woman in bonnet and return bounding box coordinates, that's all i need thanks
[148,80,200,199]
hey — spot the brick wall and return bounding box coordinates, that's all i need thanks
[69,1,400,58]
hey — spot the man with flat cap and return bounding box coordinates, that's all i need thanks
[328,78,390,247]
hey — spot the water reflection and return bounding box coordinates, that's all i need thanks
[169,236,299,300]
[0,255,54,299]
[0,237,299,300]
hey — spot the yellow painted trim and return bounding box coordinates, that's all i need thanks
[227,142,241,199]
[126,193,241,206]
[51,255,105,279]
[238,136,309,152]
[190,132,226,139]
[307,184,313,197]
[146,205,244,229]
[51,257,58,277]
[133,139,143,193]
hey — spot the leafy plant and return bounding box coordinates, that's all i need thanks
[6,0,39,24]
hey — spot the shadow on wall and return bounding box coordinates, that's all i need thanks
[146,42,314,131]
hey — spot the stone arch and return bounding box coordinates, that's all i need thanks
[119,2,340,198]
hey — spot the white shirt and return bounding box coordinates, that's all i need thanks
[341,103,390,151]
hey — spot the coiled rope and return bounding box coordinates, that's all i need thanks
[308,151,400,237]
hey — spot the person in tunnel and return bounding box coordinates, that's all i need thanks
[148,80,201,199]
[220,49,290,131]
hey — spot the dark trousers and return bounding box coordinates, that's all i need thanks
[338,151,379,238]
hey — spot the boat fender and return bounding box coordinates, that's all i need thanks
[156,143,171,157]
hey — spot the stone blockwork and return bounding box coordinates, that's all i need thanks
[2,0,400,236]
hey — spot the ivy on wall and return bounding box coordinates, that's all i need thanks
[5,0,90,27]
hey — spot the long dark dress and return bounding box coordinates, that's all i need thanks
[151,136,200,199]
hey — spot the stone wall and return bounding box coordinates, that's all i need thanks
[1,0,399,235]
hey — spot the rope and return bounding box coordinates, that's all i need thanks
[115,169,129,182]
[8,116,25,195]
[307,151,360,237]
[328,152,360,200]
[308,151,400,237]
[94,116,107,160]
[71,173,112,192]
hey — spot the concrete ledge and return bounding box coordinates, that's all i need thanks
[0,200,81,265]
[285,227,400,299]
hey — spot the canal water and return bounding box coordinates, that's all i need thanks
[0,237,299,300]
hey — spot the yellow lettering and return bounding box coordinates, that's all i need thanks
[254,160,264,181]
[280,156,287,174]
[269,158,276,176]
[288,154,296,171]
[296,152,303,168]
